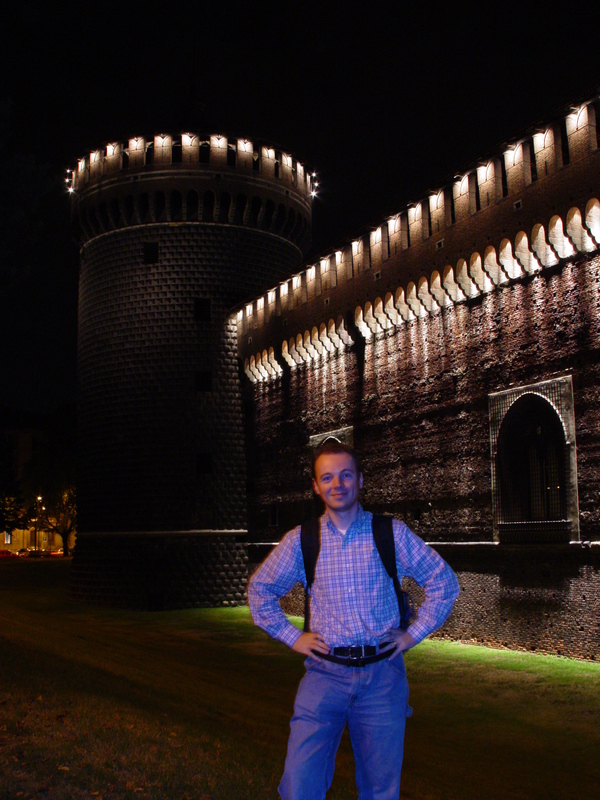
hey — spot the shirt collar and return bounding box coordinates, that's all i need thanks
[324,503,365,536]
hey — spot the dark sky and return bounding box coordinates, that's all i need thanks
[1,1,598,413]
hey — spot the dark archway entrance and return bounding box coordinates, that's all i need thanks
[495,393,570,542]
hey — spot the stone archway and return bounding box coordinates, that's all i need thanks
[489,377,579,543]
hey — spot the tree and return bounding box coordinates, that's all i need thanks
[42,486,76,556]
[0,487,27,536]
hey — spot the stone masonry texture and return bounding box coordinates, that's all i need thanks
[71,134,311,609]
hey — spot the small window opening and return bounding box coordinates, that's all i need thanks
[186,190,199,221]
[154,191,166,221]
[194,297,211,322]
[529,138,538,182]
[195,371,212,392]
[500,156,508,197]
[124,195,134,224]
[143,242,159,264]
[199,142,210,163]
[227,140,236,167]
[559,118,570,166]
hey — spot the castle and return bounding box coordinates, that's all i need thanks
[69,92,600,658]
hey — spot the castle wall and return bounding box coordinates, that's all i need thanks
[238,99,600,364]
[240,93,600,658]
[71,532,248,611]
[245,253,600,544]
[78,224,301,533]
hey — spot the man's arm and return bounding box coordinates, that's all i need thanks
[390,520,460,649]
[248,527,309,650]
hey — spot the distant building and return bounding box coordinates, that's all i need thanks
[0,407,76,553]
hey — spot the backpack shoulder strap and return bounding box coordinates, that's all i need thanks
[372,514,413,630]
[300,518,321,633]
[371,514,397,579]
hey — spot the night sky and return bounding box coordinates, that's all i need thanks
[2,1,598,414]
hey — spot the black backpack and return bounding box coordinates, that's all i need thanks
[300,514,414,633]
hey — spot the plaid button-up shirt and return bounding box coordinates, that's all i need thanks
[249,505,460,649]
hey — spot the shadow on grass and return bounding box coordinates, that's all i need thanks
[1,560,599,799]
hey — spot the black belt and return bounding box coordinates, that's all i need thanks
[311,642,397,668]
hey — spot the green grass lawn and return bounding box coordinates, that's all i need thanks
[1,560,599,800]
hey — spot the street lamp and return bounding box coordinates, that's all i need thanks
[33,496,43,554]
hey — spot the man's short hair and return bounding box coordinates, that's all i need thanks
[312,438,361,477]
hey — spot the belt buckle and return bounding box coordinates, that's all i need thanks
[348,645,366,667]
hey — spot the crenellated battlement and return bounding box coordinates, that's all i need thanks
[70,133,314,197]
[69,133,314,253]
[237,92,600,376]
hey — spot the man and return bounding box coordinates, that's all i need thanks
[248,439,460,800]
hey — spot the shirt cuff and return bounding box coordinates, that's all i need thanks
[405,620,429,646]
[279,623,304,650]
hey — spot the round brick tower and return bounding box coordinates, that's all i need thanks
[68,133,313,608]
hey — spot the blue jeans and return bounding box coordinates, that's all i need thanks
[279,654,411,800]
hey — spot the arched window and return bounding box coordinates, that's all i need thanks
[87,206,101,236]
[124,195,135,225]
[494,392,572,543]
[170,191,182,222]
[250,196,262,227]
[274,204,287,233]
[98,202,110,231]
[199,141,210,164]
[154,192,166,222]
[227,139,236,167]
[283,209,296,237]
[218,192,232,223]
[109,197,121,228]
[186,190,199,221]
[138,193,150,223]
[497,394,567,521]
[262,199,276,230]
[203,191,215,222]
[233,194,247,225]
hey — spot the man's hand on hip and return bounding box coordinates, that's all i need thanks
[386,628,417,659]
[292,632,330,657]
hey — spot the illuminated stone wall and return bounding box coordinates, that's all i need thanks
[240,93,600,658]
[240,94,600,547]
[435,544,600,661]
[245,252,600,544]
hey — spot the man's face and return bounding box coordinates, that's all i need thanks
[312,452,363,516]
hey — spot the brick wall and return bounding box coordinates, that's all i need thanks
[246,253,600,544]
[71,533,248,610]
[78,224,301,534]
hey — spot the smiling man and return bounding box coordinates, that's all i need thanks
[248,439,459,800]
